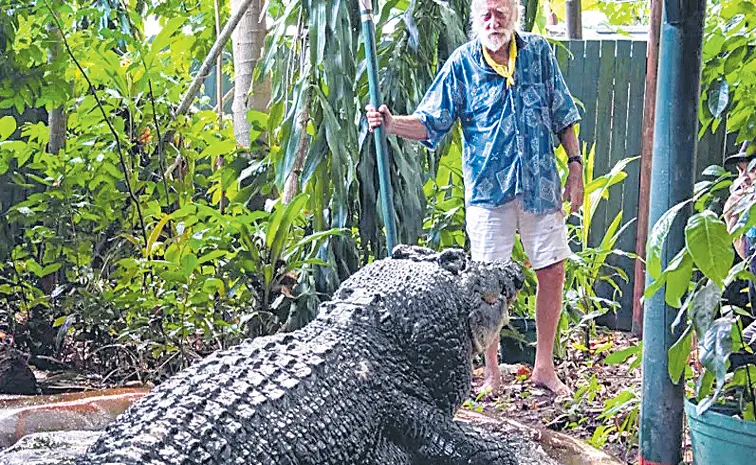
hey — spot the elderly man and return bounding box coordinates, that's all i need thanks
[366,0,582,396]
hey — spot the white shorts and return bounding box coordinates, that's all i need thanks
[466,198,572,270]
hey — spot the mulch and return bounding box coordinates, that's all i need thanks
[468,329,643,464]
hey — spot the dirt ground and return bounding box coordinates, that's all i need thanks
[468,329,643,464]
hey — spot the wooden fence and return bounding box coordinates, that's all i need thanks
[557,39,741,330]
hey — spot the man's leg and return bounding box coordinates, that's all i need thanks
[481,339,501,393]
[530,260,571,396]
[465,204,518,395]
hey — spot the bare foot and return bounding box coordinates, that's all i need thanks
[531,370,572,397]
[477,370,502,397]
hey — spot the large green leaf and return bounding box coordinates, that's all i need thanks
[707,79,729,117]
[180,253,198,279]
[668,326,692,384]
[0,116,16,141]
[685,211,733,288]
[690,280,723,340]
[665,251,693,308]
[605,342,642,365]
[267,194,309,267]
[697,317,735,414]
[647,199,692,279]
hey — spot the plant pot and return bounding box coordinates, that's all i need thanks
[499,317,537,365]
[685,397,756,465]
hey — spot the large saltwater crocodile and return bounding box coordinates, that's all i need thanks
[77,246,523,465]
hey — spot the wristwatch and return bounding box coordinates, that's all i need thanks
[567,155,583,165]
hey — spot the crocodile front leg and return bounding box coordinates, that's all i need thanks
[367,434,413,465]
[387,397,517,465]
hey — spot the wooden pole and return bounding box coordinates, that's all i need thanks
[565,0,582,39]
[632,0,663,336]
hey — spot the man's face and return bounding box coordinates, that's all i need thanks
[472,0,517,52]
[733,160,756,193]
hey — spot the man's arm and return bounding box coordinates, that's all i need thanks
[366,105,428,141]
[558,124,580,159]
[723,188,749,259]
[558,124,584,214]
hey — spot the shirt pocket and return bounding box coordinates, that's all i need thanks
[520,83,552,132]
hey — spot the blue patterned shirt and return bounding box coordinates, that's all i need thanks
[414,33,580,214]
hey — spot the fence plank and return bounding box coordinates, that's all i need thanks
[602,40,632,324]
[607,40,631,213]
[610,40,647,329]
[699,122,727,173]
[620,40,647,247]
[566,41,586,121]
[619,40,647,251]
[580,41,601,148]
[590,40,617,248]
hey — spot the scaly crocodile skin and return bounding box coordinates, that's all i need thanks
[77,246,523,465]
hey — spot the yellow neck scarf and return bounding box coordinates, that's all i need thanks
[482,35,518,87]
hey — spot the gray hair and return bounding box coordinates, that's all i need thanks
[469,0,523,40]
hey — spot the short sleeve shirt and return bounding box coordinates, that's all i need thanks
[413,33,581,214]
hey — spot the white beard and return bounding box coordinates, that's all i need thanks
[477,29,513,53]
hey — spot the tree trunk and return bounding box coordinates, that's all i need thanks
[47,23,66,154]
[231,0,268,148]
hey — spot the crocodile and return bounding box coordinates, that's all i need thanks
[76,245,524,465]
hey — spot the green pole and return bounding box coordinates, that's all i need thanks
[639,1,706,464]
[359,0,398,256]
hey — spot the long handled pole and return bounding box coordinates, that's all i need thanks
[359,0,398,255]
[639,2,706,464]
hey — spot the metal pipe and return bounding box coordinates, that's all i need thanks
[632,0,663,337]
[639,1,706,464]
[359,0,398,255]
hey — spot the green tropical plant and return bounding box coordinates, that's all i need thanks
[556,142,638,355]
[647,164,756,419]
[0,0,351,381]
[420,130,466,250]
[258,0,470,262]
[698,0,756,144]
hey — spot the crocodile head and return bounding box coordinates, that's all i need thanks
[332,245,523,414]
[458,259,524,355]
[390,246,523,357]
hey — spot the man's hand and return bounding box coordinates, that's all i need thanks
[563,161,583,214]
[723,181,753,259]
[366,104,394,134]
[723,187,746,231]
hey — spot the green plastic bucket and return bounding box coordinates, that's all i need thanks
[685,398,756,465]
